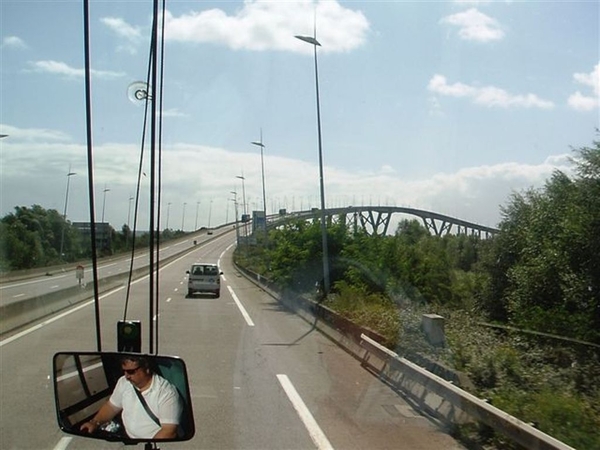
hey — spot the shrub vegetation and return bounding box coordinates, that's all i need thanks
[236,138,600,449]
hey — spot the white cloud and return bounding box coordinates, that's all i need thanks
[101,16,143,54]
[2,36,27,49]
[413,154,573,225]
[162,0,370,53]
[28,60,125,79]
[428,74,554,109]
[441,8,504,42]
[162,108,188,118]
[101,17,143,41]
[0,124,575,229]
[0,123,71,142]
[568,62,600,111]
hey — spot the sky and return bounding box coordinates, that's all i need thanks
[1,0,598,233]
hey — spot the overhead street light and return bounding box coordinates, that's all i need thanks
[295,32,330,295]
[127,195,134,229]
[166,202,172,230]
[101,185,110,223]
[195,201,200,230]
[100,186,110,251]
[236,175,248,240]
[230,191,240,245]
[59,167,77,257]
[251,131,268,239]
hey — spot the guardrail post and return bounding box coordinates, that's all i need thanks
[422,314,445,347]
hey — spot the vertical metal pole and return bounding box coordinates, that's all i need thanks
[83,0,102,351]
[127,196,133,229]
[148,0,159,354]
[313,43,330,294]
[60,167,76,257]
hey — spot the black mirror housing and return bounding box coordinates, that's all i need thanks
[52,352,195,444]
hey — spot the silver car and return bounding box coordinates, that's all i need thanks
[186,263,222,298]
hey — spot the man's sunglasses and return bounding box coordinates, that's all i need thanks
[123,366,141,375]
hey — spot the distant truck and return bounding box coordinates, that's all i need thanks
[279,208,287,216]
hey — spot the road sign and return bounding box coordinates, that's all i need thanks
[75,265,84,285]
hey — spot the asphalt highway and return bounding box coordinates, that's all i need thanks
[0,228,221,307]
[0,228,464,449]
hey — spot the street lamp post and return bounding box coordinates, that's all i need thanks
[236,175,248,241]
[127,195,134,229]
[295,32,330,294]
[230,191,240,245]
[166,202,172,230]
[181,202,187,231]
[59,167,77,257]
[251,131,268,240]
[208,199,213,229]
[195,201,200,230]
[101,185,110,223]
[127,195,134,248]
[100,185,110,252]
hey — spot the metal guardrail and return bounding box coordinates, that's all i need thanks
[235,263,576,450]
[477,322,600,350]
[359,333,575,450]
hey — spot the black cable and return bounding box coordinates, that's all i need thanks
[122,9,156,326]
[148,0,159,355]
[82,0,102,351]
[154,0,167,354]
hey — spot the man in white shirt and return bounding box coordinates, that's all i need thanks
[80,356,183,439]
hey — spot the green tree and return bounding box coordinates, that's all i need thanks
[0,204,89,270]
[479,139,600,343]
[265,220,323,290]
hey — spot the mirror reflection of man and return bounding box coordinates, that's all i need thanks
[80,356,182,439]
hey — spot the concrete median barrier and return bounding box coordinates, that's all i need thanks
[0,234,219,335]
[0,264,149,335]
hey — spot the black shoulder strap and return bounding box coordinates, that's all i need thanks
[133,387,161,427]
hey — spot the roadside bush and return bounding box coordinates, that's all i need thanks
[324,281,400,347]
[491,388,600,450]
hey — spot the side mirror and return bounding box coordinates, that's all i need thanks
[52,352,195,444]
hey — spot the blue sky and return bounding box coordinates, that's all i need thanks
[1,0,598,231]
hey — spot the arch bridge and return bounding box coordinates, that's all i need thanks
[269,206,498,238]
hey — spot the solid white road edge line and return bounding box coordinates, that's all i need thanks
[277,374,334,450]
[53,437,72,450]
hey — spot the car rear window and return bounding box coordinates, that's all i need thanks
[191,265,219,275]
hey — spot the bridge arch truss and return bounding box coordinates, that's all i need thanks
[273,206,498,238]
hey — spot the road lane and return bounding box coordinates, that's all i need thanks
[0,229,463,449]
[0,228,227,305]
[277,374,334,450]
